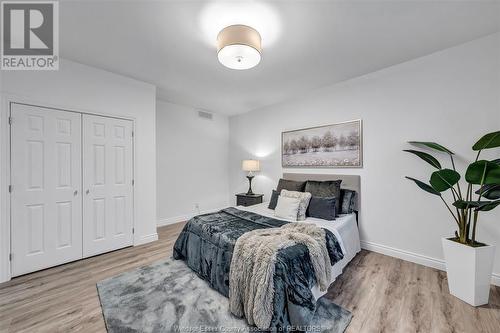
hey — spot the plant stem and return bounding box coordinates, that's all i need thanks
[457,214,466,244]
[449,187,462,225]
[471,151,485,244]
[450,186,461,200]
[465,209,470,242]
[440,196,460,226]
[450,155,463,198]
[467,185,473,239]
[471,211,479,244]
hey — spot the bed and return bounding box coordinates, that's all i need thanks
[173,173,361,329]
[239,202,360,300]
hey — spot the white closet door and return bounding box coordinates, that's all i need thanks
[83,114,134,257]
[11,104,82,276]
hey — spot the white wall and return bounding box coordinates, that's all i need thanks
[229,33,500,283]
[156,100,229,225]
[0,59,157,282]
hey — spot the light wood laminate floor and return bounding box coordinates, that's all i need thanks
[1,223,499,333]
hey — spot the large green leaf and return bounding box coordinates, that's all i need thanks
[430,169,461,192]
[475,184,500,200]
[408,141,454,155]
[489,169,500,184]
[403,149,441,169]
[452,200,481,209]
[465,160,500,185]
[475,200,500,212]
[472,131,500,151]
[405,177,441,196]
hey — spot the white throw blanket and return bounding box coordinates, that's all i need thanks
[229,222,331,329]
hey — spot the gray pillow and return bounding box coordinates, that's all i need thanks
[276,178,306,193]
[304,180,342,214]
[340,189,356,214]
[307,197,336,221]
[268,190,279,210]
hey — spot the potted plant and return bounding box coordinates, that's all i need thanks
[404,131,500,306]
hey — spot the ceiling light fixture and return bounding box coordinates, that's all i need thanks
[217,25,262,70]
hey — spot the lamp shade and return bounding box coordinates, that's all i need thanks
[217,25,262,70]
[242,159,260,172]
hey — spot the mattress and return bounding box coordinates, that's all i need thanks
[237,202,361,299]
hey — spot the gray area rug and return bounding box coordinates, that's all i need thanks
[97,258,352,333]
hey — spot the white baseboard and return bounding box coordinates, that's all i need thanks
[0,272,10,284]
[361,240,500,286]
[157,215,191,227]
[135,232,158,246]
[157,206,227,227]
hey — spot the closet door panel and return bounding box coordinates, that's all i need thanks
[83,115,133,257]
[10,104,82,276]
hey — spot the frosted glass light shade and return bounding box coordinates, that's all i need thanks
[217,25,262,70]
[242,159,260,172]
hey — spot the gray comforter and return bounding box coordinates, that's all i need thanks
[173,207,344,331]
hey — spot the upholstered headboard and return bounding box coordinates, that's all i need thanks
[283,173,361,211]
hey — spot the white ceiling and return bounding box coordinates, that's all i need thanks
[60,0,500,115]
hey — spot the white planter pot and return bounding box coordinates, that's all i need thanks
[442,238,496,306]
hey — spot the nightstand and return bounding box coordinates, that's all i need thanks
[236,193,264,207]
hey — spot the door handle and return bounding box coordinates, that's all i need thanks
[86,189,90,195]
[74,190,78,196]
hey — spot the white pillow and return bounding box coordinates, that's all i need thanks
[280,189,312,221]
[274,196,301,221]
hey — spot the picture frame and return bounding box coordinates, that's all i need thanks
[281,119,363,168]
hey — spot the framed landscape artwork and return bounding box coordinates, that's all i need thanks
[282,119,363,168]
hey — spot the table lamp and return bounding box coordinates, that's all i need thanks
[242,159,260,195]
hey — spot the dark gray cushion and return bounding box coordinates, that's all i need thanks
[276,178,306,193]
[304,180,342,214]
[340,189,356,214]
[306,197,336,221]
[268,190,280,210]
